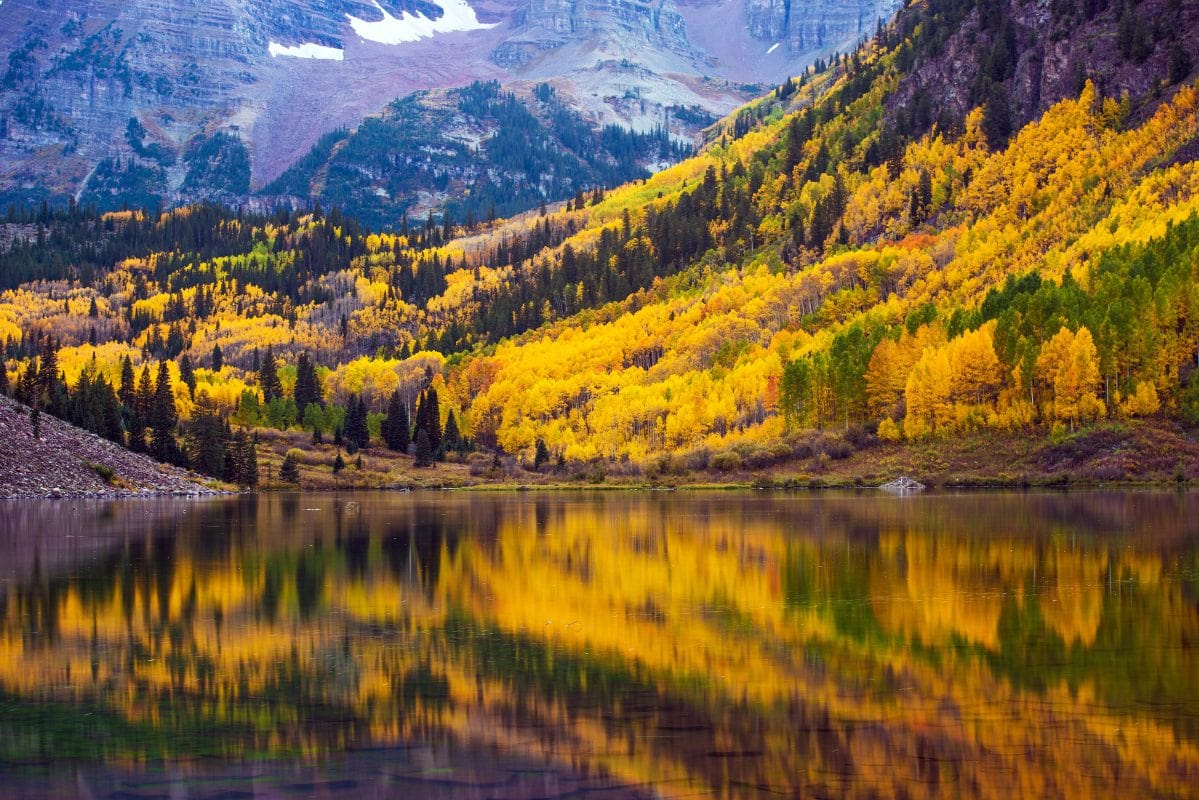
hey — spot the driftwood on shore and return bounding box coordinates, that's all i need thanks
[878,476,926,492]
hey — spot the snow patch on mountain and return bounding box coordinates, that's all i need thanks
[268,41,345,60]
[347,0,496,45]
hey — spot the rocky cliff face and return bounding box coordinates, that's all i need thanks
[0,0,895,217]
[745,0,886,51]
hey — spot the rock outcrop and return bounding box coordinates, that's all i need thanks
[746,0,890,51]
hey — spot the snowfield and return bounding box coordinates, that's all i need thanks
[269,41,345,60]
[347,0,496,45]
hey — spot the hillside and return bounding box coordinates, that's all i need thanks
[0,0,1198,485]
[0,395,216,498]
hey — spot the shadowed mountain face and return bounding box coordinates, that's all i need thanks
[0,0,897,211]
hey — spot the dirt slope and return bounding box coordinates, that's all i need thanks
[0,395,218,499]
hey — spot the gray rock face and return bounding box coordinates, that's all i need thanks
[0,0,893,213]
[745,0,889,51]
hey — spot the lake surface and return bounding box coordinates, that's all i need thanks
[1,491,1198,799]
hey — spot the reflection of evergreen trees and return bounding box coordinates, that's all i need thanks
[3,493,1199,781]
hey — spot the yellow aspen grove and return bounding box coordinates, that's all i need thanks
[1120,380,1160,417]
[947,322,1003,406]
[904,347,953,438]
[1049,326,1105,429]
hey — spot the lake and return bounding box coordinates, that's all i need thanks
[1,491,1198,798]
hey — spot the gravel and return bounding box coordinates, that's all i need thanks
[0,394,221,499]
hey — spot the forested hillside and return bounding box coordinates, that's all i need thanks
[1,0,1197,484]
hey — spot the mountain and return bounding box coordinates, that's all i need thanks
[1,0,1197,485]
[0,0,896,214]
[262,80,693,227]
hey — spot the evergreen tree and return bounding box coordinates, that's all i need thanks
[333,452,346,474]
[179,353,196,397]
[344,395,370,449]
[534,438,550,471]
[225,429,258,487]
[982,82,1013,148]
[150,361,179,463]
[413,387,442,453]
[128,364,155,452]
[259,345,283,401]
[187,391,226,478]
[382,390,410,452]
[413,429,433,467]
[280,452,300,483]
[441,409,462,458]
[0,358,7,397]
[30,406,40,440]
[211,343,223,371]
[118,356,136,409]
[294,352,322,411]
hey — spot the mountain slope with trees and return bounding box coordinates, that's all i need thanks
[0,0,1197,486]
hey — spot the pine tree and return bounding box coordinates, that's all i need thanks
[344,395,370,449]
[211,343,223,371]
[413,429,433,467]
[0,359,8,397]
[294,352,322,411]
[118,355,136,409]
[333,453,346,474]
[150,361,178,463]
[280,453,300,483]
[179,353,196,397]
[534,438,550,470]
[259,345,282,401]
[382,390,410,451]
[441,409,462,457]
[414,387,442,453]
[187,391,226,478]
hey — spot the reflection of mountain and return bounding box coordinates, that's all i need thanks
[2,492,1199,798]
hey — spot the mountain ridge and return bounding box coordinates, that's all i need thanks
[0,0,896,217]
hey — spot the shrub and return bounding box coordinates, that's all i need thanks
[466,452,492,476]
[877,418,902,441]
[88,462,115,483]
[685,447,711,471]
[711,451,743,472]
[823,439,853,460]
[843,423,878,448]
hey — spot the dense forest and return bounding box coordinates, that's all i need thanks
[0,0,1197,480]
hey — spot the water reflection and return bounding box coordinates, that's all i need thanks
[1,491,1198,798]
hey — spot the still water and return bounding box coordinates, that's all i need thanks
[1,491,1198,799]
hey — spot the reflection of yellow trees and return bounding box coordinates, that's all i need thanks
[2,493,1199,797]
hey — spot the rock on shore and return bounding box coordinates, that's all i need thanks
[0,394,219,499]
